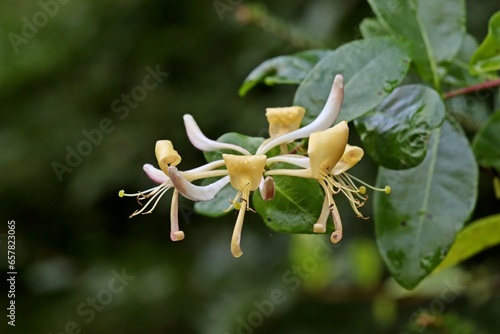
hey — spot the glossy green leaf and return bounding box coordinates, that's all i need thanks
[472,111,500,174]
[443,34,483,87]
[375,118,478,289]
[203,132,265,163]
[359,18,391,38]
[355,84,445,169]
[253,170,324,234]
[239,50,332,97]
[294,37,410,124]
[194,179,237,218]
[470,11,500,75]
[445,95,491,133]
[434,214,500,272]
[368,0,466,86]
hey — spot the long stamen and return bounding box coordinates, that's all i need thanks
[225,188,244,212]
[345,173,391,194]
[336,174,367,202]
[336,174,367,203]
[318,171,341,194]
[129,185,170,217]
[337,173,362,192]
[170,189,185,241]
[119,185,162,198]
[335,177,365,217]
[142,186,171,215]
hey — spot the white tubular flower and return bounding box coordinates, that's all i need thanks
[168,167,230,201]
[256,74,344,155]
[119,140,228,242]
[183,114,251,155]
[266,155,311,169]
[265,122,390,243]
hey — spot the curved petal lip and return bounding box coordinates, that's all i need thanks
[143,164,168,184]
[168,166,230,201]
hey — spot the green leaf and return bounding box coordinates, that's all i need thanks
[294,37,410,124]
[194,179,237,218]
[443,34,483,88]
[434,214,500,272]
[472,111,500,174]
[239,50,332,97]
[368,0,466,87]
[445,95,491,133]
[359,18,391,38]
[374,118,478,289]
[470,11,500,75]
[203,133,265,163]
[253,171,324,234]
[355,84,445,169]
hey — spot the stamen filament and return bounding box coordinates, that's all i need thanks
[336,177,364,216]
[319,171,341,194]
[119,185,163,198]
[345,173,391,194]
[128,185,170,217]
[225,188,244,212]
[143,186,171,215]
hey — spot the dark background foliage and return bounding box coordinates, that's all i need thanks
[1,1,499,333]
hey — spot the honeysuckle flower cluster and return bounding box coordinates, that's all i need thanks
[120,74,390,257]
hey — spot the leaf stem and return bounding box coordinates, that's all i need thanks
[443,78,500,99]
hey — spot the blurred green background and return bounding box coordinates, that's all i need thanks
[1,1,500,333]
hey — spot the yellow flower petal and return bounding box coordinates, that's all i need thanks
[332,144,364,175]
[308,121,349,178]
[155,140,181,174]
[223,154,267,191]
[265,106,305,138]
